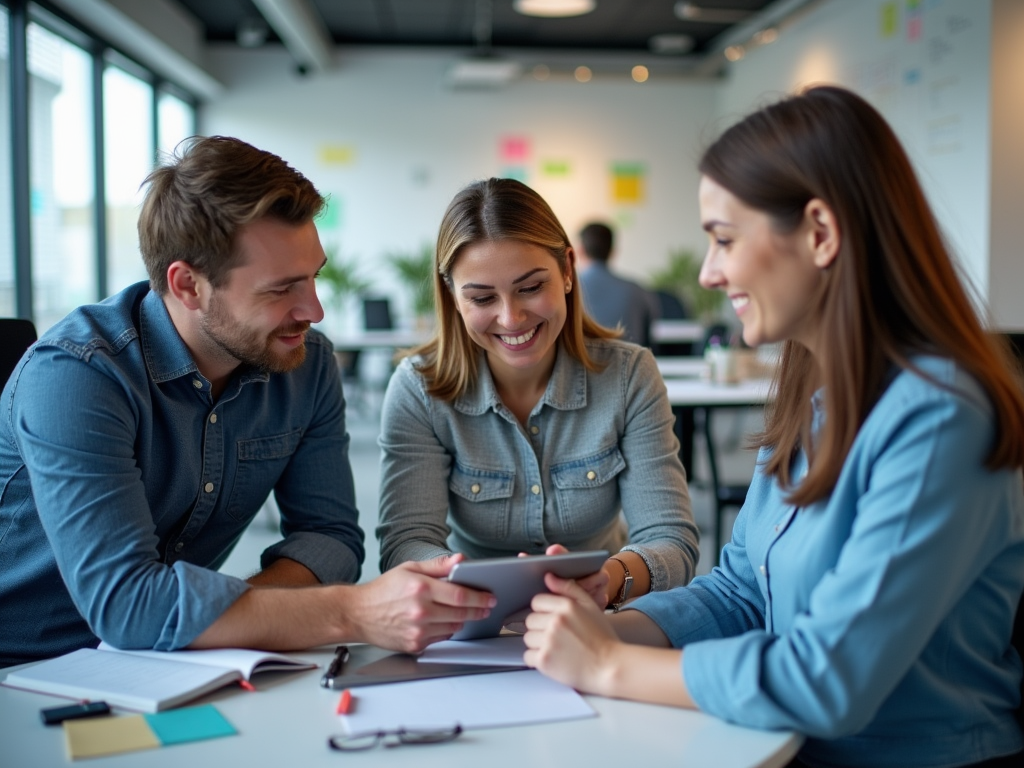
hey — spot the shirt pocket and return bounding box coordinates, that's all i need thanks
[227,428,303,522]
[551,444,626,535]
[448,461,514,543]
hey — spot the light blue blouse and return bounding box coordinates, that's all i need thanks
[629,357,1024,767]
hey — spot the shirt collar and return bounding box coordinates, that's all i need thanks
[453,342,588,416]
[138,289,270,387]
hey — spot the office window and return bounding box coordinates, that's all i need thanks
[0,6,14,317]
[104,65,153,295]
[157,90,194,158]
[27,21,95,332]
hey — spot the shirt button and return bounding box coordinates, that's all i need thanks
[759,565,767,576]
[470,483,481,494]
[774,525,779,532]
[531,484,541,495]
[192,379,202,389]
[586,470,596,480]
[209,413,218,424]
[530,425,539,435]
[204,482,214,493]
[174,542,184,552]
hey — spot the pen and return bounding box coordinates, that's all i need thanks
[320,645,350,689]
[336,689,354,715]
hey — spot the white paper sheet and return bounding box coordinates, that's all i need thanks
[337,669,595,734]
[417,636,528,666]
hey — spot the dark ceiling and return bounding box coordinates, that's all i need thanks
[170,0,778,56]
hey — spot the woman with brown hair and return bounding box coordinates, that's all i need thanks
[522,86,1024,768]
[376,178,699,609]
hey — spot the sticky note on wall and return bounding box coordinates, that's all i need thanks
[610,163,646,204]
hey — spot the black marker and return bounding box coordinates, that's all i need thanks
[320,645,350,689]
[41,701,111,726]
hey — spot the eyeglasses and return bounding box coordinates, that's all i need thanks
[327,724,463,751]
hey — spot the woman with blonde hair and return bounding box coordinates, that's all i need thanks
[377,178,699,609]
[523,86,1024,768]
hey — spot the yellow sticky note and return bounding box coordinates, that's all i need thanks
[64,714,160,760]
[319,145,356,166]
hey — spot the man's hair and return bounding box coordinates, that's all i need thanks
[579,222,614,263]
[700,85,1024,503]
[408,178,617,401]
[138,135,325,294]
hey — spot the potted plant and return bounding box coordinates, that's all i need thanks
[316,245,371,332]
[388,244,436,329]
[649,248,726,324]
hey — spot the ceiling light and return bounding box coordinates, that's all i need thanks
[631,65,649,83]
[574,65,592,82]
[724,45,745,62]
[514,0,596,18]
[236,17,269,48]
[533,64,552,80]
[447,55,523,88]
[649,33,694,54]
[753,27,779,45]
[675,2,753,24]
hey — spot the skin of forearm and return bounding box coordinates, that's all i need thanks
[599,643,697,709]
[189,583,356,650]
[246,557,321,587]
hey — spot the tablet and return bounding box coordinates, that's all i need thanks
[447,550,609,640]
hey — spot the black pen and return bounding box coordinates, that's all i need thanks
[320,645,350,689]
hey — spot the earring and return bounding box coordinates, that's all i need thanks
[564,281,572,293]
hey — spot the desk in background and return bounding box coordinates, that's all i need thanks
[0,645,801,768]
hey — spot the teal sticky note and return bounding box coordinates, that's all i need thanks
[143,704,237,746]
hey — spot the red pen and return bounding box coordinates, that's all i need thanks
[238,679,256,692]
[336,689,354,715]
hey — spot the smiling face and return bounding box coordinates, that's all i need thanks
[449,239,571,385]
[197,217,326,374]
[698,176,835,354]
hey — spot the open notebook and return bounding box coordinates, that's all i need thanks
[1,645,316,713]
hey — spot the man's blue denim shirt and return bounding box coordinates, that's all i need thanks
[0,282,363,667]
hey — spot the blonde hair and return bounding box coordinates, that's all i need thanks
[410,178,617,401]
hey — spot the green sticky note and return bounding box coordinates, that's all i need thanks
[316,196,342,230]
[144,704,237,746]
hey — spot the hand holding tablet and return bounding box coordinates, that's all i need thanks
[447,550,609,640]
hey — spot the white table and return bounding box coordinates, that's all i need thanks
[663,377,773,408]
[331,329,430,350]
[656,355,709,379]
[0,646,801,768]
[651,319,705,344]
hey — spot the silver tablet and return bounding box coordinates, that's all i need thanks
[447,550,609,640]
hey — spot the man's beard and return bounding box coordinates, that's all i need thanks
[200,292,309,374]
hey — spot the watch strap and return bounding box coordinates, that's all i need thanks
[609,556,633,612]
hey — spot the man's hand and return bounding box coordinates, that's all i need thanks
[346,555,496,653]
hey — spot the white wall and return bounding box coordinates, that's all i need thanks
[200,46,717,327]
[714,0,993,310]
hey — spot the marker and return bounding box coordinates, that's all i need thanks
[336,689,354,715]
[238,680,256,692]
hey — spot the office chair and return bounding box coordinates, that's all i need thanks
[1,318,38,387]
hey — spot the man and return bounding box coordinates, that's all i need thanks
[0,136,492,668]
[577,222,660,346]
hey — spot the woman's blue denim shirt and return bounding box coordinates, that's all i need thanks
[0,283,363,667]
[629,357,1024,767]
[377,338,699,590]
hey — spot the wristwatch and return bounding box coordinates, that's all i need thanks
[609,557,633,612]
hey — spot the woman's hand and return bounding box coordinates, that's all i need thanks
[530,544,611,609]
[522,573,622,695]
